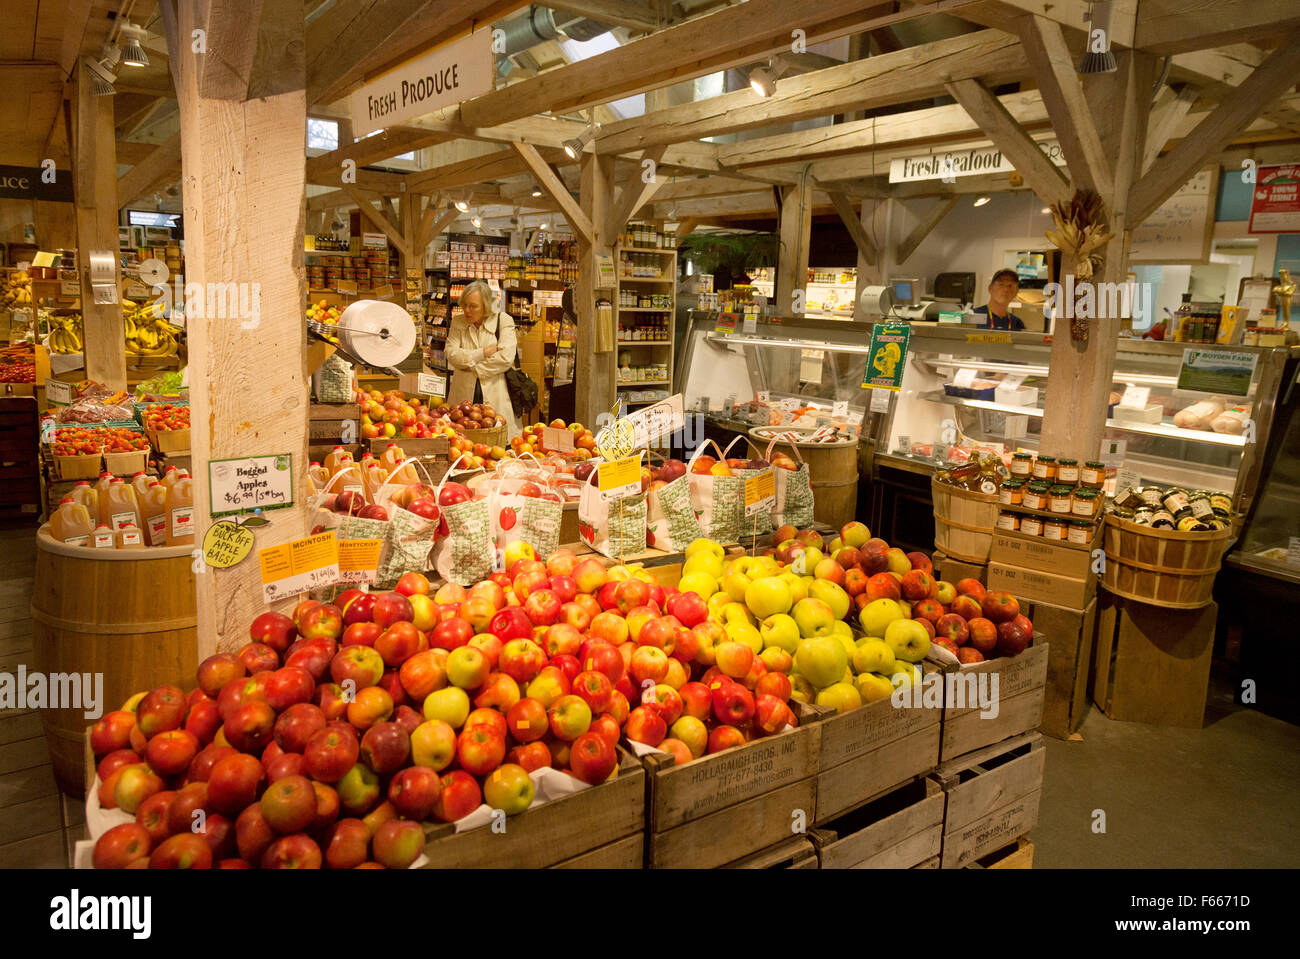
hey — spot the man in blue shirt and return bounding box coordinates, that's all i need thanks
[973,269,1026,330]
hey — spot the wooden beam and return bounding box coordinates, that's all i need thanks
[604,145,669,240]
[74,62,126,391]
[512,142,594,245]
[674,217,698,240]
[896,196,959,264]
[1130,36,1300,225]
[544,0,662,31]
[596,31,1028,155]
[460,0,976,130]
[1171,47,1300,137]
[576,153,616,427]
[415,195,441,250]
[1142,84,1199,173]
[827,191,878,266]
[343,184,410,256]
[174,0,311,655]
[1019,15,1112,195]
[776,178,813,316]
[305,125,453,184]
[1134,0,1300,55]
[197,0,267,100]
[427,204,465,241]
[945,78,1071,207]
[116,132,183,209]
[308,0,525,106]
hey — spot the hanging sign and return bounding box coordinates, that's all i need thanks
[202,521,256,569]
[862,322,911,391]
[889,140,1064,183]
[598,453,644,501]
[743,470,776,516]
[1177,348,1257,396]
[209,455,295,518]
[0,164,73,202]
[1248,164,1300,234]
[351,30,494,137]
[259,531,340,604]
[624,393,684,449]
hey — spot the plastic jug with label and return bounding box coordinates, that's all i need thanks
[91,524,116,549]
[130,471,152,501]
[50,497,94,547]
[94,471,116,499]
[165,472,195,546]
[361,455,388,502]
[70,480,98,518]
[159,465,181,492]
[379,443,418,484]
[324,445,351,476]
[333,460,366,501]
[102,478,143,532]
[307,461,329,494]
[115,523,145,550]
[142,481,169,547]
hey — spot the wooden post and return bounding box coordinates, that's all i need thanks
[73,62,126,390]
[172,0,309,657]
[776,176,812,316]
[576,153,615,428]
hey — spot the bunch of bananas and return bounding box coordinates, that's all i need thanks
[47,312,84,354]
[125,300,183,356]
[1,271,32,308]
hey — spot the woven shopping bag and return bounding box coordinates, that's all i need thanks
[685,438,743,544]
[764,434,814,529]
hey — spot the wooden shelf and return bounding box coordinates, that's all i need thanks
[618,246,677,254]
[616,339,671,346]
[616,277,673,284]
[617,307,672,312]
[618,379,670,387]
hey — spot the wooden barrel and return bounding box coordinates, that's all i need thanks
[930,479,1000,563]
[750,428,859,529]
[1101,513,1233,608]
[31,527,198,797]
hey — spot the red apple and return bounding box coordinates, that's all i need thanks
[570,731,617,784]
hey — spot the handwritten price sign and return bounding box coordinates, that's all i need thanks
[259,531,340,604]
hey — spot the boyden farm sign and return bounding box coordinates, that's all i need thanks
[889,140,1066,183]
[350,30,493,137]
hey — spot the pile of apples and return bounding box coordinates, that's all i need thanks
[89,538,803,869]
[445,401,506,432]
[355,388,444,441]
[508,419,598,461]
[728,521,1033,713]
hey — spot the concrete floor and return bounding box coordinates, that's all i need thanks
[1033,666,1300,868]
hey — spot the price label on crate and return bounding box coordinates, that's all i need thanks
[258,531,340,604]
[541,426,574,452]
[337,538,385,585]
[598,453,644,501]
[744,469,776,516]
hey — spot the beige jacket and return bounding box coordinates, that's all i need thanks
[445,309,520,437]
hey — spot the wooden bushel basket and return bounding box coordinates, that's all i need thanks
[930,479,999,564]
[1101,513,1233,609]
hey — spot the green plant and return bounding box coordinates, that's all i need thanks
[679,232,778,276]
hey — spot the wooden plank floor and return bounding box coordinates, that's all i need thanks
[0,521,77,868]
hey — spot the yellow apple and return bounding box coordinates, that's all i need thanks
[885,619,931,663]
[779,572,810,603]
[852,638,895,675]
[677,571,717,600]
[815,681,862,714]
[683,552,723,581]
[724,620,763,654]
[685,538,725,560]
[859,598,905,639]
[744,576,793,618]
[759,613,800,654]
[855,672,895,703]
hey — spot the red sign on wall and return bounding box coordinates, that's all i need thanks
[1248,164,1300,234]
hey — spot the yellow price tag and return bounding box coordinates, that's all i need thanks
[598,453,644,501]
[258,531,340,603]
[202,521,255,569]
[337,538,385,585]
[743,470,776,516]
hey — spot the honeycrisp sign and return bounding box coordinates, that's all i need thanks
[350,30,494,137]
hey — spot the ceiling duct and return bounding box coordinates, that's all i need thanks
[496,5,615,76]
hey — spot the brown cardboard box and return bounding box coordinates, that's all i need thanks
[520,340,545,365]
[988,562,1095,610]
[990,527,1098,579]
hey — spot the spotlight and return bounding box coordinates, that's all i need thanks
[85,52,117,96]
[531,186,543,198]
[454,191,470,213]
[973,195,991,207]
[1078,1,1118,74]
[120,24,150,67]
[748,57,788,98]
[563,124,598,160]
[471,214,482,229]
[539,220,550,231]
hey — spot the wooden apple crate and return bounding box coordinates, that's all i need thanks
[1030,597,1098,739]
[549,833,644,869]
[810,777,944,869]
[308,402,362,445]
[642,701,828,869]
[1091,590,1217,728]
[931,548,987,587]
[931,730,1044,869]
[938,640,1048,762]
[809,685,940,825]
[722,835,819,869]
[968,836,1034,869]
[420,746,645,869]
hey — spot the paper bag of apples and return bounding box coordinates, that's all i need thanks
[725,436,776,540]
[645,454,705,552]
[685,438,752,544]
[482,455,564,559]
[578,457,648,559]
[763,435,814,530]
[429,457,495,585]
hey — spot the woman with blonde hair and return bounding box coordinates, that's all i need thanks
[445,279,521,437]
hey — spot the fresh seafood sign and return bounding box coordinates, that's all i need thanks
[209,455,295,517]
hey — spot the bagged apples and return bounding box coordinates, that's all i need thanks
[484,456,564,558]
[430,457,494,584]
[578,459,648,558]
[685,439,743,544]
[763,435,814,530]
[645,466,704,552]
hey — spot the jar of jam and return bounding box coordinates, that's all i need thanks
[998,481,1024,506]
[1138,486,1164,508]
[1032,455,1058,481]
[1023,481,1050,510]
[1067,520,1093,544]
[1049,485,1075,513]
[1162,487,1190,514]
[1072,488,1099,517]
[1020,516,1043,536]
[1111,506,1137,522]
[1010,453,1033,477]
[1209,492,1232,517]
[996,512,1020,531]
[1177,515,1212,532]
[1057,458,1080,484]
[1133,507,1155,526]
[1115,486,1143,509]
[1042,519,1066,540]
[1151,509,1176,529]
[1188,492,1215,521]
[1081,461,1107,487]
